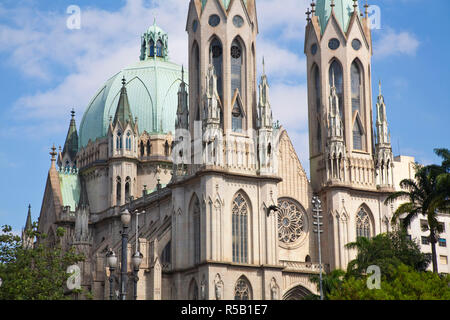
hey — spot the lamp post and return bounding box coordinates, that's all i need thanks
[106,249,118,300]
[131,251,143,300]
[120,209,131,300]
[312,195,324,300]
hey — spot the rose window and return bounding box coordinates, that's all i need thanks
[277,199,305,244]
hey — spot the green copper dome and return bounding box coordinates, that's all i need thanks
[315,0,359,34]
[202,0,247,10]
[79,24,188,148]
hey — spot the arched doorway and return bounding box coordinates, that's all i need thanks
[282,285,313,300]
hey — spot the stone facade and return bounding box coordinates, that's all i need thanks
[32,0,422,300]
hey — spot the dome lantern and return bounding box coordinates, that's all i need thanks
[140,19,169,61]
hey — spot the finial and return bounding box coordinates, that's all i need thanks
[306,8,311,22]
[28,204,31,211]
[122,76,126,86]
[262,56,266,75]
[71,108,75,119]
[364,1,369,16]
[153,16,156,26]
[181,65,184,82]
[109,115,113,123]
[311,1,316,14]
[331,0,335,9]
[50,144,57,165]
[378,80,382,96]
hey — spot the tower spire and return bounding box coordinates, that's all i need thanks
[113,77,135,128]
[61,109,79,166]
[25,204,32,231]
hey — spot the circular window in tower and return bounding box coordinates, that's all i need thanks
[192,19,198,33]
[277,198,307,246]
[231,45,241,59]
[208,14,221,27]
[328,38,340,50]
[311,43,318,55]
[352,39,362,50]
[233,15,244,28]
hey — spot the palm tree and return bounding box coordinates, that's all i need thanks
[385,149,450,273]
[309,269,346,300]
[432,148,450,212]
[344,231,430,277]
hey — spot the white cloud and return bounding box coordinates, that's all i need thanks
[373,27,420,58]
[1,0,311,174]
[270,83,310,175]
[257,0,308,40]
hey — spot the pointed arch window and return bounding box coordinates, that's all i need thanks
[353,119,363,151]
[231,39,243,100]
[232,193,249,263]
[116,177,121,205]
[329,60,343,119]
[125,176,131,203]
[193,42,200,119]
[189,279,199,300]
[210,38,223,102]
[126,131,132,151]
[192,197,201,264]
[356,208,371,238]
[116,131,122,150]
[147,140,151,156]
[351,62,362,114]
[149,40,155,57]
[314,65,321,113]
[140,141,144,157]
[234,277,252,300]
[232,102,243,132]
[156,40,163,57]
[164,141,170,156]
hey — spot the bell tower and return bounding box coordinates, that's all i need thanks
[305,0,375,191]
[186,0,258,141]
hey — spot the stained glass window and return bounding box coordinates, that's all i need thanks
[231,40,242,99]
[329,60,343,119]
[156,40,163,57]
[356,208,371,238]
[234,277,251,300]
[232,193,248,263]
[353,120,363,150]
[277,198,306,244]
[210,38,223,102]
[193,197,201,264]
[351,62,361,114]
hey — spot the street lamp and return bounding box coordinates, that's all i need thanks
[312,195,324,300]
[120,209,131,300]
[131,251,143,300]
[106,249,118,300]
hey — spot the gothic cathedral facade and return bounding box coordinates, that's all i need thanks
[31,0,415,300]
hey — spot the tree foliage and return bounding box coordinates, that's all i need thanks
[309,231,447,300]
[328,264,450,300]
[345,231,430,278]
[385,147,450,273]
[0,224,85,300]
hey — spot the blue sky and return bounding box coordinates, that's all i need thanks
[0,0,448,233]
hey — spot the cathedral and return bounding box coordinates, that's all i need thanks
[30,0,416,299]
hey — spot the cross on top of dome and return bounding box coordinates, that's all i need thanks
[140,18,169,61]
